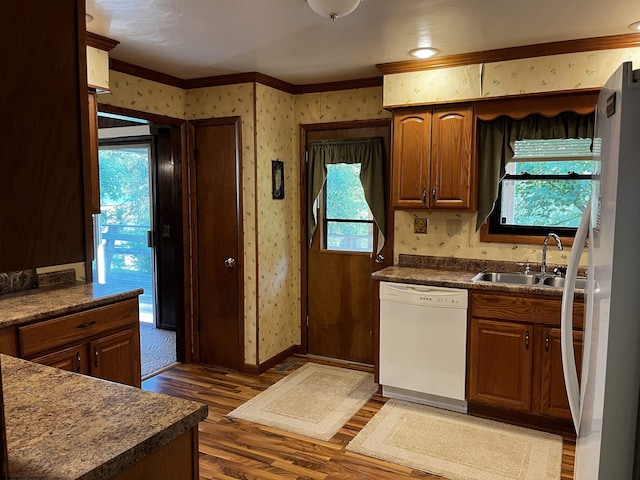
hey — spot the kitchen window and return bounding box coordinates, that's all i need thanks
[307,136,385,254]
[488,138,594,237]
[322,163,374,252]
[476,110,595,242]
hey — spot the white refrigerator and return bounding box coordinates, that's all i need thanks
[561,61,640,478]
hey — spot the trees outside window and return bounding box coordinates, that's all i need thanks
[490,138,593,236]
[323,163,373,252]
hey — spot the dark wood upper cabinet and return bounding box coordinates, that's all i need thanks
[0,0,90,272]
[391,105,475,210]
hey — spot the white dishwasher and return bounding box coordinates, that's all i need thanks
[379,281,468,413]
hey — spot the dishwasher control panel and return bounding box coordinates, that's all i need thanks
[380,282,468,309]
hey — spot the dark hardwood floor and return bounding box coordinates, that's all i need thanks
[142,355,575,479]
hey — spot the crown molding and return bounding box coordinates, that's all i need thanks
[86,31,119,51]
[292,76,382,94]
[183,71,296,93]
[376,33,640,75]
[108,58,383,93]
[104,33,640,92]
[109,58,187,88]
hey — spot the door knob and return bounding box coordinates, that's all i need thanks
[224,257,237,268]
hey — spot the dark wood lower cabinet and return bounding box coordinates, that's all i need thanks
[539,327,583,420]
[32,344,88,374]
[468,319,532,411]
[467,291,583,436]
[17,298,142,387]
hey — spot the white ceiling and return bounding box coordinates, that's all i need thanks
[86,0,640,85]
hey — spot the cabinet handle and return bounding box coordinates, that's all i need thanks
[94,348,99,368]
[525,331,530,350]
[432,187,437,201]
[75,352,81,373]
[76,320,96,329]
[422,187,427,204]
[545,333,550,352]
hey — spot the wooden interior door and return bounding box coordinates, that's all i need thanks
[192,118,242,369]
[305,124,391,364]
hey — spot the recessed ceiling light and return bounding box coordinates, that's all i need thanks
[628,20,640,31]
[410,47,440,59]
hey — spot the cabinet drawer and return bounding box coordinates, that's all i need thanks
[471,292,584,328]
[19,299,138,356]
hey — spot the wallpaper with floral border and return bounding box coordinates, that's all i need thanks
[98,71,185,118]
[394,210,588,267]
[86,46,110,91]
[384,46,640,106]
[383,65,483,107]
[255,85,298,362]
[482,47,640,97]
[294,87,390,124]
[185,84,259,365]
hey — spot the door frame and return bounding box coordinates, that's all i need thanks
[188,116,245,368]
[96,104,190,363]
[299,119,394,358]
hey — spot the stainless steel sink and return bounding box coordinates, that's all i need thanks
[471,272,541,285]
[472,271,587,289]
[541,276,587,289]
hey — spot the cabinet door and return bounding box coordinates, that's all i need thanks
[1,0,90,272]
[90,328,141,387]
[31,344,89,374]
[468,318,533,411]
[430,106,474,209]
[392,110,431,208]
[539,327,583,419]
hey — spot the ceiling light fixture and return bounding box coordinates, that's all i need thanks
[306,0,361,21]
[628,21,640,31]
[410,47,440,59]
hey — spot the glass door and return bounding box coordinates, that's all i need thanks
[92,142,156,325]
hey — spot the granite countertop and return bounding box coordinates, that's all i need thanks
[2,354,208,479]
[372,255,585,298]
[0,282,144,328]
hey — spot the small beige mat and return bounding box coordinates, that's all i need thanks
[347,399,563,480]
[226,363,377,441]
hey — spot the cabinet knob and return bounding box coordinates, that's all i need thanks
[76,352,81,373]
[525,331,530,350]
[432,187,437,201]
[422,188,427,204]
[545,333,550,352]
[94,348,99,368]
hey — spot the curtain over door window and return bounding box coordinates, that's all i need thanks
[307,137,386,253]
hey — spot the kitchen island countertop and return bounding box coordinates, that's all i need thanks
[0,282,144,328]
[2,354,207,479]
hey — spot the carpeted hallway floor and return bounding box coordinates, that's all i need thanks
[139,323,177,378]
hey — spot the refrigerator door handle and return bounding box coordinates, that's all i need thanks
[561,200,591,434]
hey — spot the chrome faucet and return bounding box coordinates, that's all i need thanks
[541,233,563,274]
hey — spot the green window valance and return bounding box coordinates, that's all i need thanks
[307,137,386,253]
[476,111,595,231]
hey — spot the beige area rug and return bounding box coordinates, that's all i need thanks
[226,363,377,441]
[347,399,563,480]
